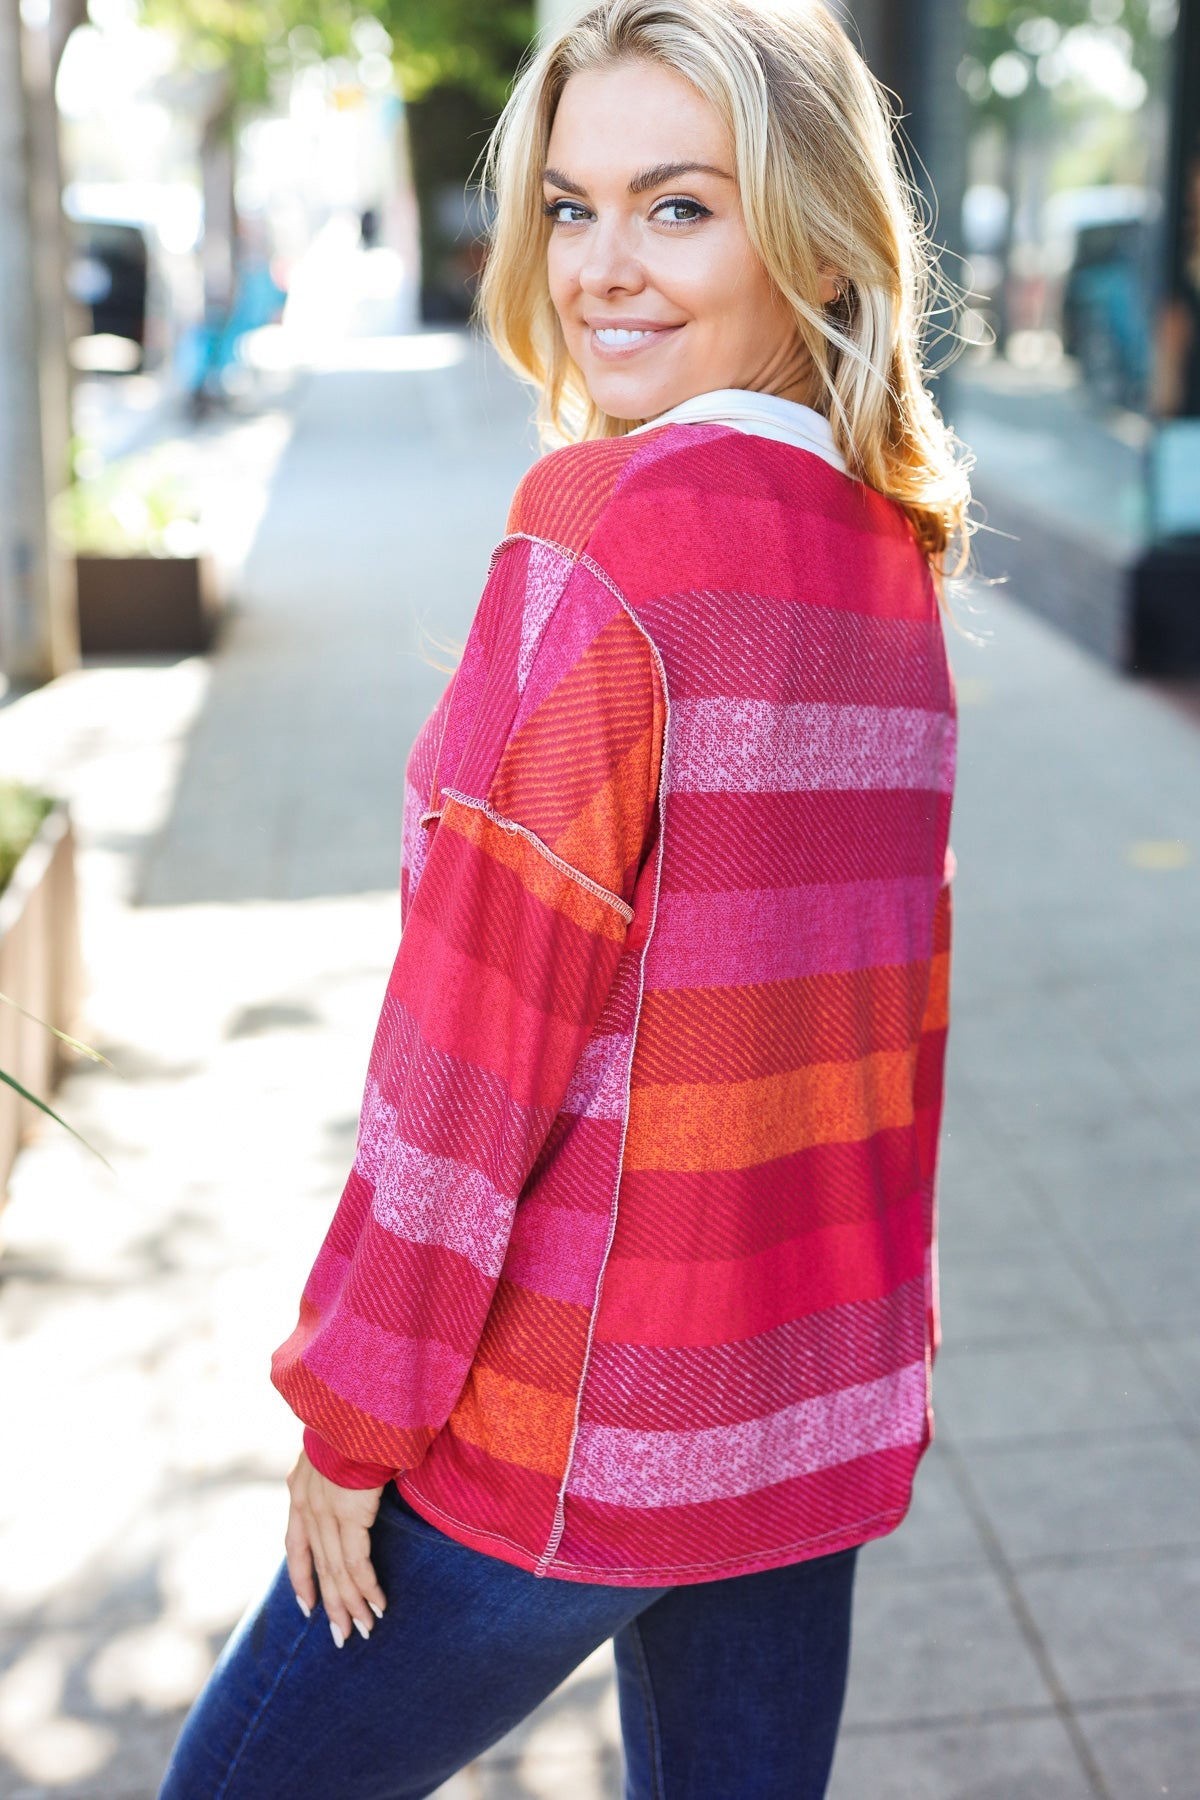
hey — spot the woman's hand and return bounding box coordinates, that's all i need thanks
[285,1450,386,1647]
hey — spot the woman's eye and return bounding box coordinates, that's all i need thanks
[543,199,591,225]
[653,198,710,226]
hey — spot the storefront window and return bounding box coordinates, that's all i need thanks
[955,0,1182,549]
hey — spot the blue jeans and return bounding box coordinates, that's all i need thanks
[159,1485,858,1799]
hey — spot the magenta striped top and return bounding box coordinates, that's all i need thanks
[272,414,956,1585]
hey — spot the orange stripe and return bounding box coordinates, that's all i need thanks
[553,722,658,889]
[923,950,950,1033]
[446,1362,576,1478]
[441,798,627,941]
[624,1046,920,1172]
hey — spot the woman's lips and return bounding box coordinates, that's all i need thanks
[587,323,682,359]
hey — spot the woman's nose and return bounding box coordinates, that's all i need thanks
[577,220,646,298]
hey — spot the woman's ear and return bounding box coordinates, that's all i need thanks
[817,265,844,307]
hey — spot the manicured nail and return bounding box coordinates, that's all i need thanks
[353,1617,370,1640]
[330,1622,345,1649]
[295,1595,311,1619]
[369,1601,384,1620]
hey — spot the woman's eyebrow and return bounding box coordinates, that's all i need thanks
[542,166,586,195]
[628,160,733,193]
[541,161,733,196]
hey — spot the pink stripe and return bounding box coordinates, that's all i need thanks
[353,1078,397,1185]
[371,1137,515,1277]
[561,1030,634,1121]
[567,1362,928,1507]
[304,1312,471,1429]
[646,877,937,990]
[517,540,573,690]
[509,555,618,732]
[669,698,953,794]
[501,1199,611,1305]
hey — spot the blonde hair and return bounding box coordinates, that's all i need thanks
[479,0,973,579]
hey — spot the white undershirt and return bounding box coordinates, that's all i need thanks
[631,387,847,476]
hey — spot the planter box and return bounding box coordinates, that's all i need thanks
[0,804,82,1202]
[76,552,220,654]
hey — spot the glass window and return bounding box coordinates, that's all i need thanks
[954,0,1182,552]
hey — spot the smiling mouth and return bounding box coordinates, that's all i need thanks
[589,323,681,356]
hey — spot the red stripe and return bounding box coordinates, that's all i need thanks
[399,907,615,1111]
[406,1426,561,1560]
[340,1221,497,1357]
[405,825,625,1030]
[595,436,930,620]
[661,790,952,891]
[611,1127,922,1261]
[583,1279,926,1428]
[634,962,934,1086]
[595,1194,925,1347]
[474,1279,592,1392]
[555,1441,924,1581]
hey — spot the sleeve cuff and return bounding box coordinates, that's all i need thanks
[303,1426,395,1490]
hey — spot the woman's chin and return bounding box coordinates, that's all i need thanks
[582,372,686,425]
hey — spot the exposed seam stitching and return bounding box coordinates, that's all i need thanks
[213,1612,313,1799]
[387,1484,906,1584]
[398,1479,542,1566]
[550,1503,909,1581]
[537,570,673,1576]
[440,789,634,923]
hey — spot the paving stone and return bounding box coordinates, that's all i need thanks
[829,1715,1094,1799]
[937,1243,1114,1346]
[1141,1334,1200,1428]
[1078,1700,1200,1798]
[1017,1555,1200,1705]
[840,1568,1051,1727]
[964,1434,1200,1562]
[932,1340,1175,1444]
[1078,1227,1200,1331]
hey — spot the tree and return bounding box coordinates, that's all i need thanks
[140,0,534,319]
[0,0,87,689]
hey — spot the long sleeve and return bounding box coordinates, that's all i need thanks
[271,530,664,1486]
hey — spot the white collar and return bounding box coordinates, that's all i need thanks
[632,388,847,475]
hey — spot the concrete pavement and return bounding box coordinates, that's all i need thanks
[0,338,1197,1798]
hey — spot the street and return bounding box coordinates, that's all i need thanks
[0,339,1197,1799]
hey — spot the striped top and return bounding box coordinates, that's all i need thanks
[271,418,956,1587]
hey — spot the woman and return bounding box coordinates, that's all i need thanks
[160,2,968,1794]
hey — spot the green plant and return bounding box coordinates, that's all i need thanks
[0,783,54,895]
[52,445,203,560]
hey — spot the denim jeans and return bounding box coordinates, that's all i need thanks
[159,1484,858,1800]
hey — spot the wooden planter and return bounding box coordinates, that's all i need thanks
[0,804,82,1201]
[76,552,220,654]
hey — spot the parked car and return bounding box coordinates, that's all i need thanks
[66,219,150,365]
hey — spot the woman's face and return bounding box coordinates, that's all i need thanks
[543,59,826,422]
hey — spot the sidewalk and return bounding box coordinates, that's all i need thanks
[0,343,1197,1798]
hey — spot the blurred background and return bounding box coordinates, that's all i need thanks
[0,1,1197,1796]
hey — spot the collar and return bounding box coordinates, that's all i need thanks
[631,387,847,476]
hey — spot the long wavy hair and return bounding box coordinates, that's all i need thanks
[478,0,974,581]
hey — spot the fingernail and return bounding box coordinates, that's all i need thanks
[296,1596,311,1619]
[369,1601,384,1620]
[330,1622,345,1650]
[353,1617,370,1640]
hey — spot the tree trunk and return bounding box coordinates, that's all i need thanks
[0,0,79,687]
